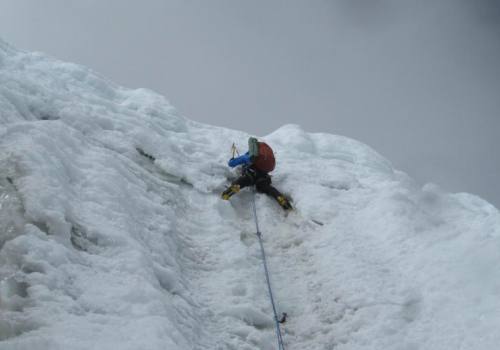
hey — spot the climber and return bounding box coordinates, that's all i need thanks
[221,137,292,211]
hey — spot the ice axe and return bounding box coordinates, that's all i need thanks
[231,142,240,159]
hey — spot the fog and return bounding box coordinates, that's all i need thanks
[0,0,499,207]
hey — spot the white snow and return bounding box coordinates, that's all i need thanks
[1,39,499,350]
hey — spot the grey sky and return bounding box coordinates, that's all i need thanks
[0,0,499,207]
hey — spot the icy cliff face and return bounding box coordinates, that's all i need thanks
[1,39,499,350]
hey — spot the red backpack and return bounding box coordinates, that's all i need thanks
[249,138,276,173]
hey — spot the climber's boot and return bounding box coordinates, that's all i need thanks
[277,195,293,211]
[221,184,240,200]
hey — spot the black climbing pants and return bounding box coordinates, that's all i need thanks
[233,167,282,201]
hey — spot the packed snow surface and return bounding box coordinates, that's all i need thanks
[1,39,499,350]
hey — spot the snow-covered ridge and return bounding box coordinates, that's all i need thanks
[1,39,499,350]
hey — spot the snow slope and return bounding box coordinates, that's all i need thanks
[1,39,500,350]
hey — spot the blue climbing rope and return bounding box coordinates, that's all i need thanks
[251,190,286,350]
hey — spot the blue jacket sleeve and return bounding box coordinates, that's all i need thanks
[228,152,252,168]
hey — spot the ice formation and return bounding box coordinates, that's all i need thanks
[1,39,499,350]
